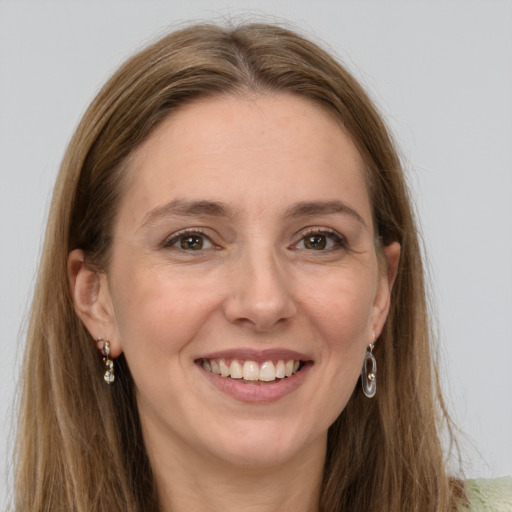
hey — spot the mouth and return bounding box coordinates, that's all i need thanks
[194,350,313,403]
[198,357,306,384]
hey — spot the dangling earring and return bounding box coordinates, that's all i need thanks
[97,337,115,384]
[361,343,377,398]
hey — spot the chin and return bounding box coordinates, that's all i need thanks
[209,441,303,470]
[200,418,323,470]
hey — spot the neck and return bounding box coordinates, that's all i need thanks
[145,429,326,512]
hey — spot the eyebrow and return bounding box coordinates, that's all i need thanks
[141,198,367,229]
[141,199,235,227]
[284,200,367,229]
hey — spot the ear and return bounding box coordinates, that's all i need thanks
[371,241,401,339]
[68,249,122,357]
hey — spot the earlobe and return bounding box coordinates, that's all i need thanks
[68,249,121,357]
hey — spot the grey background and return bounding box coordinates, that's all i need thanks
[1,0,511,504]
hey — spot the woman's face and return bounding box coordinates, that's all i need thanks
[91,94,398,468]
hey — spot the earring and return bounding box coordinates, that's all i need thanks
[97,337,115,384]
[361,343,377,398]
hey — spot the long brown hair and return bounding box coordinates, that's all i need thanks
[14,22,464,511]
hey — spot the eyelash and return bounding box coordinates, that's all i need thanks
[162,227,348,253]
[162,229,214,251]
[292,228,348,252]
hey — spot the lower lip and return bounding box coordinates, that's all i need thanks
[198,363,312,404]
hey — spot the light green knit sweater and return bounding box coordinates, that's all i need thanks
[465,477,512,511]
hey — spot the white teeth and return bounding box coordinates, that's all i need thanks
[202,358,303,381]
[275,360,286,379]
[229,360,243,379]
[259,361,276,381]
[219,359,230,377]
[210,360,221,375]
[242,361,259,381]
[285,360,294,377]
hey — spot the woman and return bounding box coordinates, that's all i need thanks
[13,22,510,511]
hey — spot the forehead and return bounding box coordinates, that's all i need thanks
[118,93,371,227]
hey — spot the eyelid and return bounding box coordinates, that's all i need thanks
[291,226,347,250]
[301,227,345,240]
[162,228,214,249]
[300,226,338,236]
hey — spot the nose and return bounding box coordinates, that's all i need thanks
[223,249,297,332]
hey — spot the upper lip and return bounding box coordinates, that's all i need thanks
[196,348,313,363]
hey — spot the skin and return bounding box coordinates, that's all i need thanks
[70,93,400,512]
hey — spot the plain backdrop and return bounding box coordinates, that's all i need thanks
[1,0,511,504]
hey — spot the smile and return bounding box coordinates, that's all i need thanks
[196,349,313,403]
[200,358,303,382]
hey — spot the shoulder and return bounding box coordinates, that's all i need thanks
[465,477,512,511]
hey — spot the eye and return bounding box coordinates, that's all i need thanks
[303,234,329,250]
[179,234,206,250]
[293,229,346,251]
[164,230,214,251]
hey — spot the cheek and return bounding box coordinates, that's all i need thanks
[109,262,220,363]
[300,271,377,413]
[303,270,377,346]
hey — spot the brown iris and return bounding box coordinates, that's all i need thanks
[180,235,204,250]
[304,234,327,250]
